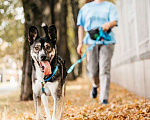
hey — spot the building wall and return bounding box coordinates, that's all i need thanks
[111,0,150,98]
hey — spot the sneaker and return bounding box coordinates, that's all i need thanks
[91,87,97,98]
[101,99,108,104]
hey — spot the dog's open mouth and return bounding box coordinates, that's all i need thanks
[40,61,52,76]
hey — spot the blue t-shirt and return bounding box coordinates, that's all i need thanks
[77,1,118,44]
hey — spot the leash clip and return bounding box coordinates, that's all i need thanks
[41,81,45,93]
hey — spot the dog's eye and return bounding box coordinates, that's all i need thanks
[46,46,51,50]
[34,47,40,51]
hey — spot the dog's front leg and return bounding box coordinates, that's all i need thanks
[33,94,44,120]
[52,96,64,120]
[41,94,51,120]
[51,82,65,120]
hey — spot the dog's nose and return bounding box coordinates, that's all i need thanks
[41,55,47,61]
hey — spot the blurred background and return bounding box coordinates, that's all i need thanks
[0,0,149,101]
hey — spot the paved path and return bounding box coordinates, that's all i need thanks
[0,82,19,95]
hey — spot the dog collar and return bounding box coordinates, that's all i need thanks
[44,64,59,82]
[41,64,59,93]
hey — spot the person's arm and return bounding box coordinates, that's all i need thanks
[102,21,117,32]
[77,26,84,55]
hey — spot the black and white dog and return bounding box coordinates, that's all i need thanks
[28,23,67,120]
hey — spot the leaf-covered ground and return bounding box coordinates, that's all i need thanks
[0,77,150,120]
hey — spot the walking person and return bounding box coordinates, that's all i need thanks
[77,0,118,104]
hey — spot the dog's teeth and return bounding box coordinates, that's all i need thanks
[41,23,46,27]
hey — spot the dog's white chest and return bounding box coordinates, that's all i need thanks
[44,81,59,96]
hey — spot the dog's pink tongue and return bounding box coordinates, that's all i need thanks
[40,61,52,75]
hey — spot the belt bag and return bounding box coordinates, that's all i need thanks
[88,28,111,40]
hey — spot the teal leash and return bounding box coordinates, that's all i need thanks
[67,28,111,74]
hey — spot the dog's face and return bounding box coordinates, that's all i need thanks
[28,24,57,72]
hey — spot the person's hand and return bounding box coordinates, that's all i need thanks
[102,22,111,32]
[77,43,83,55]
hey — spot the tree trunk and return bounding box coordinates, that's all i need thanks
[20,23,33,100]
[70,0,82,76]
[57,0,75,80]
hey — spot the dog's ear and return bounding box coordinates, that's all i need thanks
[28,26,39,45]
[48,25,57,44]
